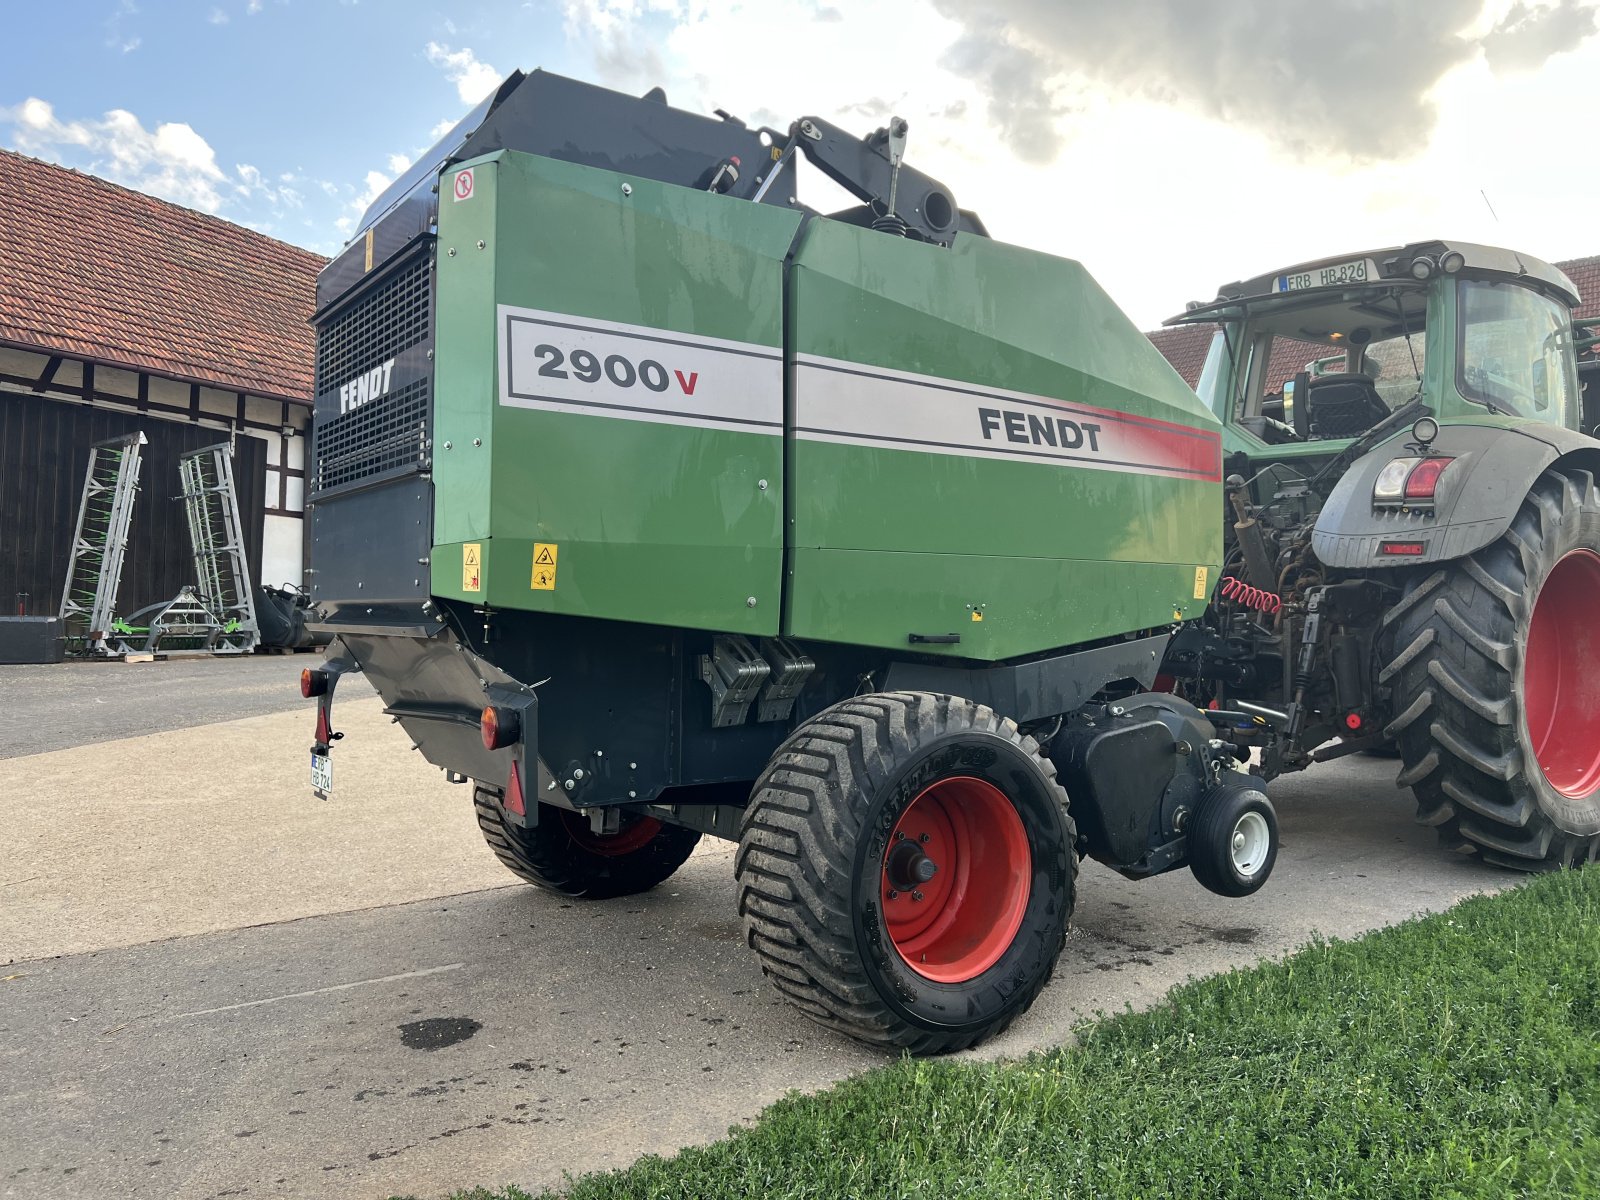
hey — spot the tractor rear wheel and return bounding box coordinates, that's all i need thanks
[1381,468,1600,870]
[735,692,1076,1054]
[472,785,701,898]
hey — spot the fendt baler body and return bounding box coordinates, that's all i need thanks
[420,151,1220,658]
[305,71,1258,1051]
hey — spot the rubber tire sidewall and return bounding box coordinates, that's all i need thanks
[1189,780,1278,898]
[852,730,1073,1040]
[1511,488,1600,835]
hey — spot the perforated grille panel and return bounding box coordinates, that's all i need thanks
[315,253,432,393]
[314,378,430,493]
[312,247,434,498]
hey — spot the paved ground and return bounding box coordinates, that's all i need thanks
[1,655,313,759]
[0,662,1513,1200]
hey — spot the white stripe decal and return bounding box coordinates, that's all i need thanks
[498,305,782,435]
[794,353,1221,480]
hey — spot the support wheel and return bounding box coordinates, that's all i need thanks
[1187,775,1279,897]
[735,692,1076,1054]
[472,785,701,899]
[1381,468,1600,870]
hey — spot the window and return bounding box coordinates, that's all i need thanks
[1459,281,1576,424]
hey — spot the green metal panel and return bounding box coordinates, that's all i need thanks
[786,220,1223,660]
[431,151,803,634]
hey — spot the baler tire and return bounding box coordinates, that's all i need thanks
[1380,468,1600,870]
[735,691,1076,1055]
[472,786,701,899]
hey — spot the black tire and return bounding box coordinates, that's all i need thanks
[472,785,701,898]
[735,692,1076,1055]
[1187,775,1279,898]
[1381,468,1600,870]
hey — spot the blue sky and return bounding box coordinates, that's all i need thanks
[5,1,1598,327]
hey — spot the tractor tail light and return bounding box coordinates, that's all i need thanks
[301,668,329,698]
[481,705,520,751]
[1403,457,1455,499]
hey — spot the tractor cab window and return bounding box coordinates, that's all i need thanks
[1458,280,1577,427]
[1224,285,1428,444]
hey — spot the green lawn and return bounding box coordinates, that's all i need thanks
[437,866,1600,1200]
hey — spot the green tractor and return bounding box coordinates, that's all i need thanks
[1158,244,1600,870]
[301,70,1284,1053]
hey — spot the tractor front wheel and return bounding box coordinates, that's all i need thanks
[735,692,1076,1054]
[473,785,701,898]
[1381,468,1600,869]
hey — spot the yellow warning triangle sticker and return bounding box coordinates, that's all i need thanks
[534,546,555,565]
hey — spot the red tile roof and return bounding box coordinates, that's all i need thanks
[1148,253,1600,384]
[0,149,324,404]
[1563,255,1599,322]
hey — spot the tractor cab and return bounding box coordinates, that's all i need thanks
[1170,241,1583,461]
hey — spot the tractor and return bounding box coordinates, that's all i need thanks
[1158,244,1600,870]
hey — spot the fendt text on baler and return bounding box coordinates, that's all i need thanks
[1158,244,1600,870]
[301,69,1273,1053]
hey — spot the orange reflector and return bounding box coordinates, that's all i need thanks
[481,705,520,751]
[301,668,329,698]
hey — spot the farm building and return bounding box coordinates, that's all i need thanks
[0,148,323,622]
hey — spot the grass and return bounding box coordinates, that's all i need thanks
[442,866,1600,1200]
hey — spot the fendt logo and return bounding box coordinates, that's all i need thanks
[339,358,396,414]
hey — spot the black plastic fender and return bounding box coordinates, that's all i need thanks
[1312,421,1600,569]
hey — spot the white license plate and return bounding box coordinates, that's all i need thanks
[311,752,333,795]
[1276,259,1372,292]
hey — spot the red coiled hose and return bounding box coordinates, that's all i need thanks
[1220,575,1282,614]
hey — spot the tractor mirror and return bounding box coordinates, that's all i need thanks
[1290,371,1312,440]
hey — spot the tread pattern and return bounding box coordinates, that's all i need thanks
[1380,468,1600,870]
[472,786,701,899]
[734,691,1077,1054]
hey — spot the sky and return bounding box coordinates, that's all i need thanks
[3,0,1598,329]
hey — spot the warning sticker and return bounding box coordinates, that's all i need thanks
[1192,566,1210,600]
[531,542,558,591]
[463,543,482,592]
[453,168,475,202]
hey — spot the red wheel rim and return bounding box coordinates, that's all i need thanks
[559,810,662,857]
[1525,549,1600,799]
[881,776,1031,984]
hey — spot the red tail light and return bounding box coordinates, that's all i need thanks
[1403,457,1454,499]
[481,705,520,751]
[301,668,329,698]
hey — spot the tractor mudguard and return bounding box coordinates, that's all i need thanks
[1311,421,1600,569]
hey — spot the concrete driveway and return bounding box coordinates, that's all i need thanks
[0,659,1509,1199]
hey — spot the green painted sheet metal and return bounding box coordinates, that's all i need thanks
[431,151,803,633]
[785,219,1223,659]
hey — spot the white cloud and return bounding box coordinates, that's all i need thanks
[425,41,501,105]
[3,97,232,212]
[387,152,411,174]
[104,0,141,53]
[554,0,1600,328]
[247,0,262,13]
[208,7,229,24]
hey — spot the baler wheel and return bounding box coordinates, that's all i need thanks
[472,785,701,899]
[1381,468,1600,870]
[735,691,1076,1054]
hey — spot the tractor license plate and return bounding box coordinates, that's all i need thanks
[311,752,333,796]
[1276,259,1372,292]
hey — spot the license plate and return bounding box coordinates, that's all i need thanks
[311,752,333,796]
[1276,259,1372,292]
